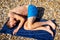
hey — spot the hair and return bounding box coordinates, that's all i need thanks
[6,17,20,28]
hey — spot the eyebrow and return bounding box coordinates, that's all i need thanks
[14,18,17,21]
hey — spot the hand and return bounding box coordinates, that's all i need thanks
[13,29,19,35]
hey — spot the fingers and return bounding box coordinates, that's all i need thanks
[13,30,17,35]
[13,29,18,35]
[13,30,16,35]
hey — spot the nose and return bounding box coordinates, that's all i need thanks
[10,22,13,27]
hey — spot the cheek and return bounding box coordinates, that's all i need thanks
[14,21,16,23]
[12,21,16,25]
[10,21,15,25]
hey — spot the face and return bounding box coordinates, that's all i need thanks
[8,18,17,28]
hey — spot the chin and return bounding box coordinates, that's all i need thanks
[7,26,13,28]
[7,24,13,28]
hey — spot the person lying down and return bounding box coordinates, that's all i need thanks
[7,4,57,38]
[7,5,28,35]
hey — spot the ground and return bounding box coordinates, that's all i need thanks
[0,0,60,40]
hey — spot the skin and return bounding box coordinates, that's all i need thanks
[9,5,28,16]
[24,19,56,36]
[7,18,16,28]
[24,17,56,30]
[8,5,56,36]
[8,5,27,35]
[8,13,25,35]
[12,14,25,35]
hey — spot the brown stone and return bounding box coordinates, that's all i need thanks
[0,0,60,40]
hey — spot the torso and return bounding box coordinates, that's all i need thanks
[10,5,28,16]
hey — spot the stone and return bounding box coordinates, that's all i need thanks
[0,0,60,40]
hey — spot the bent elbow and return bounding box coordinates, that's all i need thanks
[20,18,25,22]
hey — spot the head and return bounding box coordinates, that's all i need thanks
[7,17,17,28]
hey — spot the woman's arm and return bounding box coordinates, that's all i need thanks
[13,14,25,35]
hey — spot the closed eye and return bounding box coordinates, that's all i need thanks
[14,18,17,21]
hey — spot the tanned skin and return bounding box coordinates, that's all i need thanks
[8,5,56,36]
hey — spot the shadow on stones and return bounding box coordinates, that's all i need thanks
[37,7,45,20]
